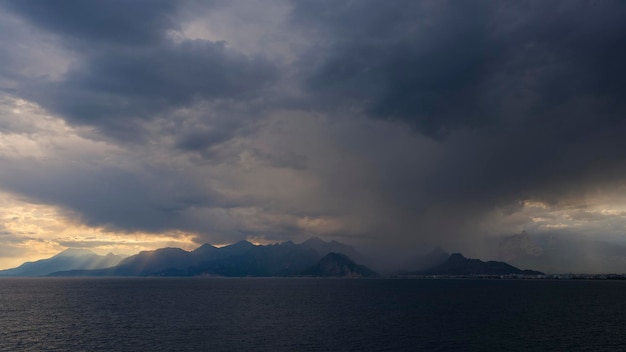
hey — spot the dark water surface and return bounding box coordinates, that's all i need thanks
[0,278,625,351]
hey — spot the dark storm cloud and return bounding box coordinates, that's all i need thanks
[285,0,626,252]
[293,1,626,187]
[26,40,277,138]
[294,0,626,138]
[4,0,278,140]
[175,130,233,153]
[294,0,495,137]
[2,0,180,46]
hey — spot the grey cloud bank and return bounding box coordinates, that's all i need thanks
[1,0,626,272]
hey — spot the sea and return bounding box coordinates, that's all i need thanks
[0,278,624,351]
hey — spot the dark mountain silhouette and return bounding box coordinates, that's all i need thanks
[417,253,543,276]
[49,237,367,277]
[192,243,219,256]
[300,253,378,277]
[111,247,192,276]
[183,240,322,277]
[0,249,124,277]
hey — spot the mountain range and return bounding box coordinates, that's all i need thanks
[48,237,378,278]
[0,237,548,277]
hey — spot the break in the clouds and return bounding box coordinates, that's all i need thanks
[1,0,626,271]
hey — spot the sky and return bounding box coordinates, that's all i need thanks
[1,0,626,271]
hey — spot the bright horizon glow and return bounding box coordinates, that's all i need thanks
[0,191,199,270]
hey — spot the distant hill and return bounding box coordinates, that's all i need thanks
[417,253,543,276]
[0,249,124,277]
[49,238,370,277]
[300,253,378,277]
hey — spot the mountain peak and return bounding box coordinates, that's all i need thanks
[215,240,256,256]
[232,240,255,247]
[193,243,218,254]
[300,252,378,277]
[302,236,326,245]
[54,248,96,258]
[449,253,466,260]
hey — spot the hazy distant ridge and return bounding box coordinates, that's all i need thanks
[0,249,124,277]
